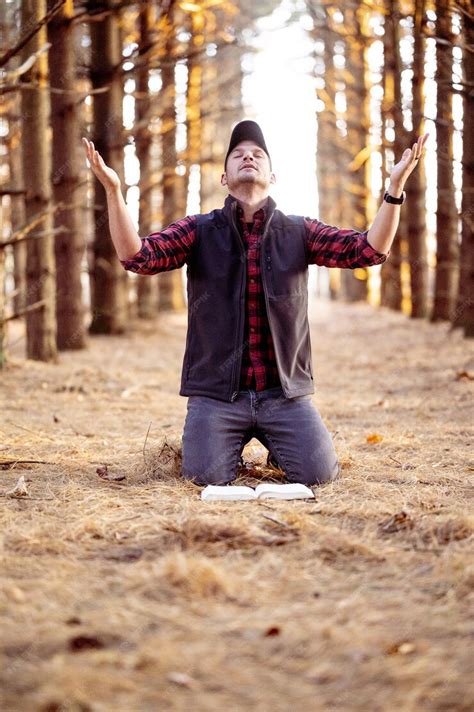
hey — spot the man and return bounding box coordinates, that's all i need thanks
[82,122,428,487]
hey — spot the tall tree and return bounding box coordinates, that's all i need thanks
[20,0,57,361]
[432,0,459,321]
[454,0,474,336]
[89,0,128,334]
[158,9,186,311]
[380,0,404,311]
[200,41,244,212]
[48,0,86,348]
[406,0,429,318]
[135,3,156,319]
[340,4,371,302]
[313,2,343,299]
[9,100,26,316]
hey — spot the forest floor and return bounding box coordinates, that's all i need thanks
[1,298,473,712]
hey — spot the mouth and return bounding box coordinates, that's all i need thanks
[240,164,257,171]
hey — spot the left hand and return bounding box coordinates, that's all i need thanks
[389,132,429,189]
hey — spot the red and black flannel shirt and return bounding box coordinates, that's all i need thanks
[121,197,389,392]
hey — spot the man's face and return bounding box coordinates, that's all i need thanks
[221,140,276,191]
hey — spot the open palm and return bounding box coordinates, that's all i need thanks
[82,137,121,193]
[390,132,429,188]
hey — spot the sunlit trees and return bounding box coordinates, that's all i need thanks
[432,0,459,322]
[406,0,428,319]
[89,0,129,334]
[48,0,87,348]
[20,0,57,361]
[455,0,474,336]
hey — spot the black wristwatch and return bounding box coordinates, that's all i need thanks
[383,190,406,205]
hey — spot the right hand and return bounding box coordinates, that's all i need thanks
[82,137,121,194]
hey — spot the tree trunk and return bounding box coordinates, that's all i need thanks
[340,5,370,302]
[9,109,26,316]
[431,0,459,321]
[89,0,128,334]
[20,0,57,361]
[380,0,404,311]
[315,10,341,299]
[454,0,474,336]
[48,0,86,349]
[136,3,156,319]
[200,40,244,212]
[158,14,186,312]
[0,246,5,368]
[406,0,429,318]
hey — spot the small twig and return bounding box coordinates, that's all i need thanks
[0,459,53,468]
[389,455,403,466]
[261,513,294,529]
[143,421,152,466]
[258,502,276,511]
[0,493,56,500]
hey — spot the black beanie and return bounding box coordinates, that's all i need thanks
[224,120,271,169]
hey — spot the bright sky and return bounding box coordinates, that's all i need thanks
[242,1,318,218]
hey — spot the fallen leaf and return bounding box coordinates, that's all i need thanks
[96,465,126,482]
[386,641,416,655]
[367,433,383,444]
[68,635,105,652]
[378,510,415,534]
[455,370,474,381]
[264,626,281,637]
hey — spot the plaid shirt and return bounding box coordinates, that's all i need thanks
[121,197,389,391]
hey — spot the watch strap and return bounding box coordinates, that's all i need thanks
[383,190,406,205]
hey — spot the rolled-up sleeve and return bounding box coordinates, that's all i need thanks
[304,218,390,269]
[120,215,198,275]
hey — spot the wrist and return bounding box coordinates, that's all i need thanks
[387,181,404,198]
[106,184,122,199]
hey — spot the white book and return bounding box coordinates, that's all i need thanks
[201,483,315,502]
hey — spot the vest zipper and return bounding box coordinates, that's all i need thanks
[260,211,289,398]
[229,201,278,401]
[229,201,247,401]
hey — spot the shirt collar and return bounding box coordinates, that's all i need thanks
[223,193,277,223]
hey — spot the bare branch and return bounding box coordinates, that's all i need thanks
[0,1,65,68]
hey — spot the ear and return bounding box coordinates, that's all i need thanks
[221,172,227,186]
[270,172,276,185]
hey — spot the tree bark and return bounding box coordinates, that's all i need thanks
[406,0,429,318]
[48,0,87,349]
[454,0,474,336]
[20,0,57,361]
[431,0,459,321]
[340,5,370,302]
[9,109,27,316]
[158,12,186,312]
[136,3,156,319]
[200,41,244,213]
[89,0,128,334]
[315,7,341,300]
[380,0,404,311]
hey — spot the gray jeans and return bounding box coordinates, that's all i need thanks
[181,385,340,486]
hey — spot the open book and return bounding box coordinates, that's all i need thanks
[201,483,315,502]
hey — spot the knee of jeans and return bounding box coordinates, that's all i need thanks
[301,458,340,487]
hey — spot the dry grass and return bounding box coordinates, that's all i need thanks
[1,300,473,712]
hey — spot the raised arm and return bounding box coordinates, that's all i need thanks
[82,138,141,260]
[82,137,196,273]
[366,132,429,254]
